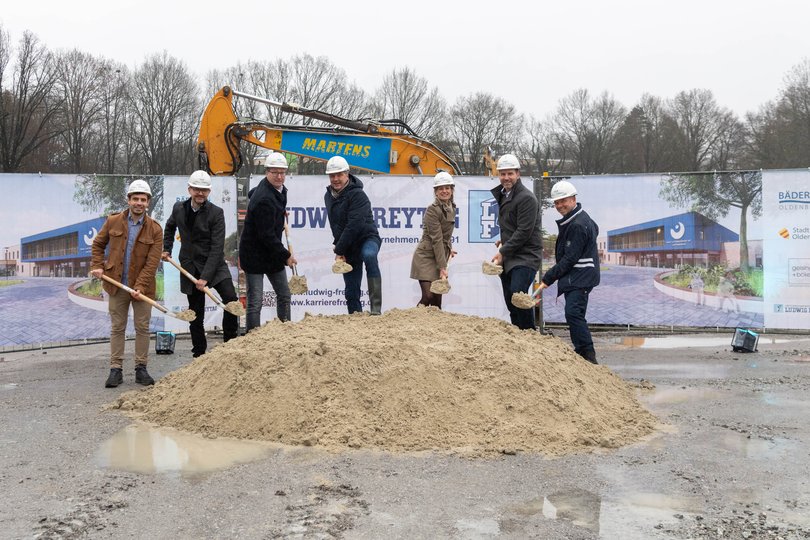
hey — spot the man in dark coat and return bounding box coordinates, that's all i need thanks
[239,153,297,331]
[324,155,382,315]
[537,180,600,364]
[490,154,543,330]
[162,170,238,357]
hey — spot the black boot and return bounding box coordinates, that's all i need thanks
[135,365,155,386]
[105,368,123,388]
[368,277,382,315]
[579,347,598,365]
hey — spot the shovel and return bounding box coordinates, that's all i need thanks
[429,254,454,295]
[283,216,308,294]
[96,273,197,322]
[511,287,542,309]
[163,257,245,316]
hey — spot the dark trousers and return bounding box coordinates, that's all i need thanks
[499,265,536,330]
[187,278,238,356]
[564,288,593,356]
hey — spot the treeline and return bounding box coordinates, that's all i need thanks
[2,24,810,177]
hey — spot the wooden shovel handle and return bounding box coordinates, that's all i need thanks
[98,274,168,313]
[164,256,225,308]
[284,214,298,276]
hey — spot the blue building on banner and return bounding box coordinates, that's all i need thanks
[606,212,739,268]
[20,217,107,277]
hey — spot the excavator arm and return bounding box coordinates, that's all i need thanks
[197,86,460,176]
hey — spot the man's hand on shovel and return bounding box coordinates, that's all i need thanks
[163,256,245,317]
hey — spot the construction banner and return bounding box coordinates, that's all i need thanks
[246,174,507,322]
[762,170,810,329]
[0,169,784,348]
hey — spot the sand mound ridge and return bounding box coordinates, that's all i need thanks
[114,308,657,456]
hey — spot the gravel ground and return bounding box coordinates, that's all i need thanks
[1,330,809,539]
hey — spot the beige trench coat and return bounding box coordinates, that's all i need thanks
[410,200,455,281]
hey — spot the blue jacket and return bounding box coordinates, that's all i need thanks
[324,174,381,258]
[542,203,600,294]
[239,179,290,274]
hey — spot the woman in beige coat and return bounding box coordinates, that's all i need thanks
[410,172,457,308]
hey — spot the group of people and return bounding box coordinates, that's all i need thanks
[90,152,600,388]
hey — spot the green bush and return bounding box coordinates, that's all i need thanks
[664,264,762,297]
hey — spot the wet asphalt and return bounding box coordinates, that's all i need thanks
[1,331,809,539]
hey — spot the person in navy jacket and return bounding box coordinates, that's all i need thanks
[538,180,600,364]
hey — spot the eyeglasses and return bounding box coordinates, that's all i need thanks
[266,170,286,176]
[190,187,210,193]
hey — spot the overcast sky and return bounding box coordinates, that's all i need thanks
[2,0,808,120]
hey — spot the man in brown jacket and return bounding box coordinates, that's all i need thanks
[91,179,163,388]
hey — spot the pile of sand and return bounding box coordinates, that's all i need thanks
[114,308,658,456]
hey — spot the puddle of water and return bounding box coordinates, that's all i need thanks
[715,431,797,460]
[640,385,724,405]
[511,489,702,535]
[612,363,730,380]
[615,335,810,349]
[759,392,810,409]
[97,423,272,475]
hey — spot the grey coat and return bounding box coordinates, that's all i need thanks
[410,200,455,281]
[163,199,232,296]
[490,178,542,273]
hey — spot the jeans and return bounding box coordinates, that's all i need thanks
[245,270,290,331]
[108,290,152,368]
[343,238,381,314]
[499,265,536,330]
[187,277,239,356]
[564,287,593,355]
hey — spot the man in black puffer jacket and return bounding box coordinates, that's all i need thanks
[239,152,297,331]
[324,156,382,315]
[538,180,600,364]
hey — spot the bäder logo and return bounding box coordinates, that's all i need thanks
[467,190,499,243]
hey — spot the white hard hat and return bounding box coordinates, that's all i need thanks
[550,180,577,201]
[264,152,288,169]
[188,170,212,189]
[433,171,455,188]
[127,179,152,197]
[325,155,350,174]
[496,153,520,171]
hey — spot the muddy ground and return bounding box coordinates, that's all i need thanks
[1,330,809,539]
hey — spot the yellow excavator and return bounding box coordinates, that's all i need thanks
[197,86,461,176]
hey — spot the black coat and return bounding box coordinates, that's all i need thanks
[490,178,543,273]
[239,179,291,274]
[324,174,381,258]
[163,198,231,295]
[541,202,600,294]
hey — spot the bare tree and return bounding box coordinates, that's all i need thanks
[667,89,738,171]
[613,94,680,173]
[0,29,62,172]
[288,53,346,128]
[520,115,566,176]
[448,92,522,175]
[129,51,199,174]
[552,89,626,174]
[744,59,810,168]
[53,49,106,172]
[370,66,446,139]
[95,61,129,174]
